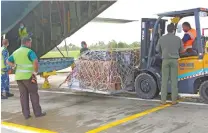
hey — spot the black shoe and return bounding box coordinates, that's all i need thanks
[35,112,46,118]
[6,92,14,97]
[25,115,32,120]
[1,95,8,99]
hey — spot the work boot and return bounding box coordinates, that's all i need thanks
[172,101,178,105]
[1,94,7,99]
[35,112,46,118]
[6,92,14,97]
[25,115,32,120]
[160,101,166,105]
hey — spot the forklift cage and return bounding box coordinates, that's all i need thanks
[147,8,208,69]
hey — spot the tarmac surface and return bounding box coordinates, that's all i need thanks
[1,74,208,133]
[1,128,20,133]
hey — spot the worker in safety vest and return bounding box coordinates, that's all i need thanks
[18,23,28,40]
[181,22,197,53]
[7,36,46,119]
[1,39,14,99]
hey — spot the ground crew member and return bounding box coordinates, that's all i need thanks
[1,39,14,99]
[7,36,46,119]
[18,23,29,46]
[18,23,28,40]
[181,22,197,53]
[156,24,184,105]
[80,41,89,54]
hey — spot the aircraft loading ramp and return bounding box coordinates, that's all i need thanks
[1,1,116,57]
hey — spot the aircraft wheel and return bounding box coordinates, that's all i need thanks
[134,73,159,99]
[199,80,208,104]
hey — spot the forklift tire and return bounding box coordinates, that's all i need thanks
[134,73,159,99]
[199,80,208,104]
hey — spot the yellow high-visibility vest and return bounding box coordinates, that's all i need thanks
[18,27,28,39]
[13,47,34,80]
[1,46,6,74]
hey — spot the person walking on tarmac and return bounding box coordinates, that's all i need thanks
[7,36,46,119]
[1,39,14,99]
[156,24,184,105]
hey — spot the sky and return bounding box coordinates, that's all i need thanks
[60,0,208,46]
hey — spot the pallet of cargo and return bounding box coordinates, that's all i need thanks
[66,49,140,94]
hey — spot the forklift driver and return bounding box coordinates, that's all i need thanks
[181,22,197,53]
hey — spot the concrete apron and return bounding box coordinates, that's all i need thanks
[5,74,208,133]
[2,88,208,133]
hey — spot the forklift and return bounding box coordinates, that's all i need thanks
[134,8,208,103]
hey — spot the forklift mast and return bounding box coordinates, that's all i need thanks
[140,18,166,69]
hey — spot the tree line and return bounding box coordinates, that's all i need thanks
[53,37,208,51]
[52,40,140,51]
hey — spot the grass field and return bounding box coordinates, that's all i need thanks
[41,48,140,59]
[41,51,80,58]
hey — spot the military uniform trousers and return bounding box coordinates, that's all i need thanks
[1,73,10,93]
[16,78,42,117]
[161,59,178,102]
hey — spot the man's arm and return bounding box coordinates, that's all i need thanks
[6,55,16,68]
[33,59,38,73]
[182,34,191,43]
[2,50,10,71]
[179,38,184,53]
[28,50,38,73]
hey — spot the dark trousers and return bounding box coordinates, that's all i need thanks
[17,79,42,117]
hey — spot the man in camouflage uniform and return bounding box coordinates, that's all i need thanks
[1,39,14,99]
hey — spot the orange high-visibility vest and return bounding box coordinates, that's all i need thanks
[183,28,197,50]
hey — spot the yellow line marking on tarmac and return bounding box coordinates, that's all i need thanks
[86,103,172,133]
[1,121,57,133]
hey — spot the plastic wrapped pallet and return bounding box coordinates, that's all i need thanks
[69,49,140,93]
[76,59,121,91]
